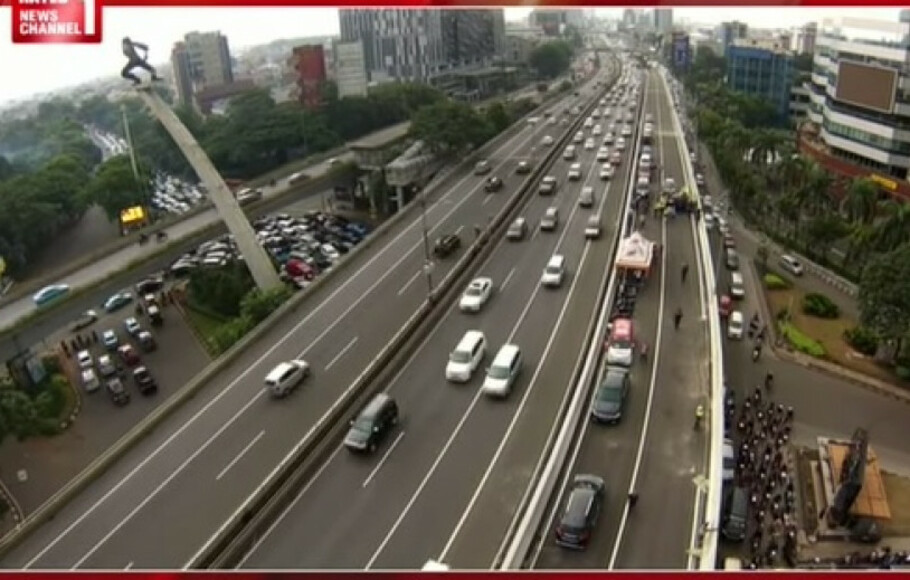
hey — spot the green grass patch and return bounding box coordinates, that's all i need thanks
[778,321,827,358]
[184,305,230,356]
[763,273,790,290]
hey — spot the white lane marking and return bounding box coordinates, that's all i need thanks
[363,432,406,488]
[216,431,266,482]
[482,195,494,206]
[500,268,516,292]
[438,154,616,562]
[66,391,267,569]
[367,147,595,569]
[454,225,465,236]
[608,161,670,571]
[26,117,547,569]
[325,337,359,372]
[237,446,343,567]
[124,562,133,570]
[396,270,423,297]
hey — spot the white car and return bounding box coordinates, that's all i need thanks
[541,135,555,147]
[459,277,493,313]
[621,125,633,137]
[727,311,744,340]
[124,317,141,336]
[320,244,341,262]
[584,138,595,151]
[615,138,626,151]
[723,438,736,481]
[264,360,311,398]
[596,147,610,162]
[600,164,614,180]
[602,133,614,145]
[592,125,602,136]
[76,350,93,370]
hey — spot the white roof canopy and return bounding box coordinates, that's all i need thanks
[615,231,654,271]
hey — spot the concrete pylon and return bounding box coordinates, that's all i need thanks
[135,89,282,292]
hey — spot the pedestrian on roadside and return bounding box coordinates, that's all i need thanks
[681,263,689,283]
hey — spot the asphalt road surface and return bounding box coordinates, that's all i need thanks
[532,68,708,571]
[1,64,619,570]
[239,68,640,571]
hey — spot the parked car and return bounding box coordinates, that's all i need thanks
[118,344,140,366]
[132,366,158,395]
[555,474,605,550]
[106,378,130,406]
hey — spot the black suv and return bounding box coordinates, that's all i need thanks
[133,366,158,396]
[433,234,461,258]
[555,474,605,550]
[344,393,399,453]
[590,366,630,423]
[484,176,504,192]
[107,378,130,406]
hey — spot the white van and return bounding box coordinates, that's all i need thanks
[264,360,310,397]
[541,254,566,287]
[729,272,745,299]
[446,330,487,383]
[482,344,522,398]
[779,254,804,276]
[727,311,744,340]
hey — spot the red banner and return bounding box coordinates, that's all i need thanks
[2,0,907,5]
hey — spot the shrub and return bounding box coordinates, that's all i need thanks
[210,317,254,355]
[896,366,910,382]
[843,326,878,356]
[776,307,791,322]
[801,292,840,319]
[764,273,790,290]
[779,321,826,358]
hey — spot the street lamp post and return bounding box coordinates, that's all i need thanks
[419,190,434,303]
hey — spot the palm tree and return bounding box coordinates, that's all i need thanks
[843,178,880,225]
[873,198,910,252]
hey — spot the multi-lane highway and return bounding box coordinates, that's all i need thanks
[1,62,620,570]
[532,68,708,570]
[238,67,642,571]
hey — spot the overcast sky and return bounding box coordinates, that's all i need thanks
[0,7,903,106]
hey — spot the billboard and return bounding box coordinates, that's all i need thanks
[672,33,690,71]
[835,61,898,114]
[293,45,327,110]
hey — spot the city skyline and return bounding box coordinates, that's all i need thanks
[0,6,903,106]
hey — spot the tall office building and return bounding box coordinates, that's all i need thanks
[333,40,368,98]
[621,9,637,30]
[797,22,817,55]
[171,30,234,108]
[799,14,910,200]
[339,9,503,83]
[653,9,673,36]
[726,38,794,124]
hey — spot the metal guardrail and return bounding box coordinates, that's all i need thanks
[499,63,644,570]
[188,56,621,570]
[660,70,724,571]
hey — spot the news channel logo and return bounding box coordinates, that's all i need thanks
[11,0,103,43]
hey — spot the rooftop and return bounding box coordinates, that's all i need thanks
[730,38,793,56]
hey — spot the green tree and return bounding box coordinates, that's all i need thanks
[484,101,511,134]
[84,155,152,221]
[529,41,574,79]
[240,286,292,325]
[0,387,40,442]
[858,243,910,352]
[410,101,493,155]
[189,262,255,317]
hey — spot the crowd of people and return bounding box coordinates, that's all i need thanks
[729,386,800,569]
[802,548,910,569]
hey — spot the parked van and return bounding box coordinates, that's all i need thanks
[481,344,522,398]
[605,318,635,366]
[779,254,804,276]
[344,393,399,453]
[541,254,566,288]
[722,486,749,542]
[446,330,487,383]
[729,272,745,299]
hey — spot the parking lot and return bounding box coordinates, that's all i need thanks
[0,205,372,515]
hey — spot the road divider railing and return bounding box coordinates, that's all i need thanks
[661,69,724,570]
[499,65,645,570]
[0,62,612,560]
[0,75,582,330]
[188,57,622,570]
